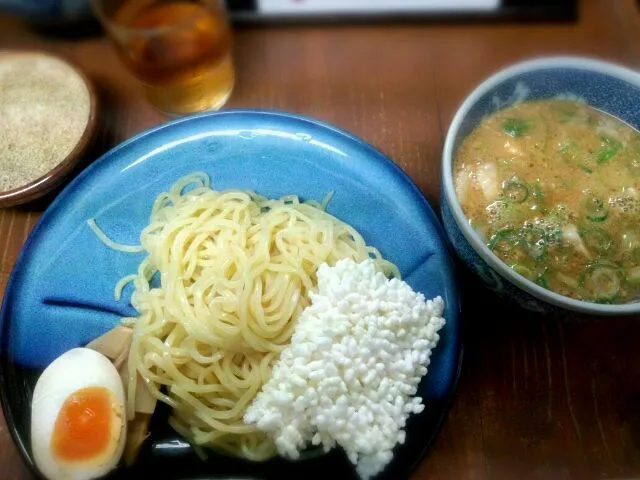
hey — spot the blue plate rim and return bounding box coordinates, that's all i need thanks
[0,108,463,479]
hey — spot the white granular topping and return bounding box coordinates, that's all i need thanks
[244,259,445,479]
[0,53,91,192]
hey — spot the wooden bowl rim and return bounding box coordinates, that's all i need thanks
[0,49,99,208]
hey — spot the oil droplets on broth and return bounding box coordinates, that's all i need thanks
[454,99,640,304]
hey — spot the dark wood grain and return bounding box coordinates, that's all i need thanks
[2,1,640,479]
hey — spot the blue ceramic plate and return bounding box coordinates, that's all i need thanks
[0,110,461,480]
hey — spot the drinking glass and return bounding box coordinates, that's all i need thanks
[92,0,235,115]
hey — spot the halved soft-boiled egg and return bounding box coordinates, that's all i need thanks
[31,348,126,480]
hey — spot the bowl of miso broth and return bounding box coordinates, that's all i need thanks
[441,56,640,315]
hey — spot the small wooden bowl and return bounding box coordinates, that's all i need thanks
[0,51,98,208]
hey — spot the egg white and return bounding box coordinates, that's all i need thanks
[31,348,126,480]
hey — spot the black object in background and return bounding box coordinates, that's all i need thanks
[225,0,578,24]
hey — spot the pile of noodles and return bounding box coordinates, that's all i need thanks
[97,172,398,460]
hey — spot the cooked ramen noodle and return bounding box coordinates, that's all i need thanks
[92,172,398,460]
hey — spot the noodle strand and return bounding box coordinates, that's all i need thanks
[100,173,398,459]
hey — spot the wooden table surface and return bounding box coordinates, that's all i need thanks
[2,1,640,479]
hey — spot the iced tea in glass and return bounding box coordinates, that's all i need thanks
[93,0,234,115]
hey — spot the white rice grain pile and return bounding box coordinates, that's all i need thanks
[244,258,445,479]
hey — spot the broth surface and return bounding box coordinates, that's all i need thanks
[455,99,640,303]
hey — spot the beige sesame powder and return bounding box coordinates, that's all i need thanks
[0,53,91,192]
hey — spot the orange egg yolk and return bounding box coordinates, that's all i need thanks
[51,386,120,463]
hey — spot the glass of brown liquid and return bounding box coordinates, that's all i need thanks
[93,0,234,115]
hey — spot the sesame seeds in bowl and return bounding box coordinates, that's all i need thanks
[0,51,97,207]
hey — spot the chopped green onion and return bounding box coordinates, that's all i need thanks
[488,228,518,254]
[580,262,622,302]
[580,164,593,174]
[597,136,622,164]
[487,201,526,230]
[584,197,608,222]
[579,226,614,254]
[511,264,534,280]
[502,118,531,138]
[530,182,548,213]
[531,182,544,201]
[502,179,529,204]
